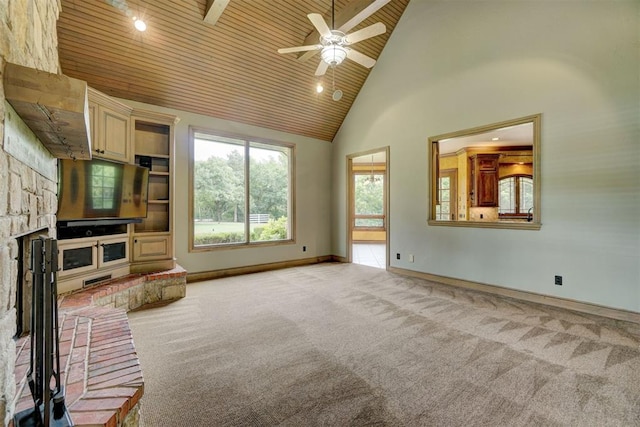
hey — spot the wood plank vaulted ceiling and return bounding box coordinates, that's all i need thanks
[57,0,410,142]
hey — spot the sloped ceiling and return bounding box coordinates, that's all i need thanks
[57,0,410,142]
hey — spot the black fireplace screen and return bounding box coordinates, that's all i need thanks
[14,236,73,427]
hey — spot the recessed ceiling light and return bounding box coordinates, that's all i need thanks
[316,83,324,93]
[133,17,147,32]
[492,137,500,141]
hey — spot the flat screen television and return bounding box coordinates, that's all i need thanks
[57,158,149,222]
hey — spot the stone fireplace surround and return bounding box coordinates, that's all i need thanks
[1,116,58,426]
[1,1,63,425]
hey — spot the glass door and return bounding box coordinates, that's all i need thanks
[98,236,130,268]
[350,150,388,269]
[435,169,457,221]
[58,240,98,277]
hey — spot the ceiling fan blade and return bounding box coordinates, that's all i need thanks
[278,45,322,54]
[346,48,376,68]
[338,0,391,33]
[315,61,329,76]
[297,50,320,63]
[308,13,332,38]
[344,22,386,45]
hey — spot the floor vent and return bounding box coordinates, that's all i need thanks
[84,275,112,288]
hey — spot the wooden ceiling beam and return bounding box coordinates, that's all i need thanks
[203,0,230,26]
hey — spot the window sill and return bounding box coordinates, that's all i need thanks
[189,239,296,253]
[427,220,541,230]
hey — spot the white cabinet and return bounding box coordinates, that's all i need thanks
[132,234,172,262]
[88,87,132,163]
[58,234,130,278]
[130,110,179,273]
[60,90,178,281]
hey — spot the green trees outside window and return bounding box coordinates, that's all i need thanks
[354,173,385,228]
[191,131,293,247]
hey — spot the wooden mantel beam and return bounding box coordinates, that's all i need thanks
[204,0,230,26]
[3,63,92,160]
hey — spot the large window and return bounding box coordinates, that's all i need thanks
[189,129,294,250]
[499,175,533,217]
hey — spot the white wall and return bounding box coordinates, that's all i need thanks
[118,99,333,273]
[332,1,640,312]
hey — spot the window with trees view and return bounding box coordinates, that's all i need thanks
[189,129,293,249]
[354,173,385,228]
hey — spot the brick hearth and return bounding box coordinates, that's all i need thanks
[12,266,186,427]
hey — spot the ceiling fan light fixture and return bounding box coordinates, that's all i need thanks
[321,45,347,66]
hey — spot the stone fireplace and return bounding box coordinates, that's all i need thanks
[1,109,58,425]
[1,1,62,425]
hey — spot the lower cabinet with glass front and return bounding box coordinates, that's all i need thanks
[57,234,130,294]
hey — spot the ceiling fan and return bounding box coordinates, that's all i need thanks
[277,0,387,76]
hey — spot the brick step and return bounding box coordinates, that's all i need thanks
[13,265,187,427]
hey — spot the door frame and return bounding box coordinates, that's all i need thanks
[346,146,390,269]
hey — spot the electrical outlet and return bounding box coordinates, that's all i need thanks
[302,246,306,252]
[555,275,563,286]
[396,253,400,260]
[409,254,414,263]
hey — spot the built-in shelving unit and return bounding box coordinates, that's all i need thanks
[55,88,180,290]
[131,112,179,273]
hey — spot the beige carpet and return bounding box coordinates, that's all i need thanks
[127,263,640,426]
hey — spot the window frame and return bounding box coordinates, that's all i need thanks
[498,174,533,218]
[352,171,386,231]
[188,126,296,252]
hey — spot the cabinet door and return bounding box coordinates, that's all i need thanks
[470,154,499,207]
[477,170,499,206]
[58,240,98,277]
[477,156,498,170]
[132,235,171,261]
[95,106,130,163]
[98,236,130,268]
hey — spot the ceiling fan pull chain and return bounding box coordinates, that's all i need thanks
[332,66,335,91]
